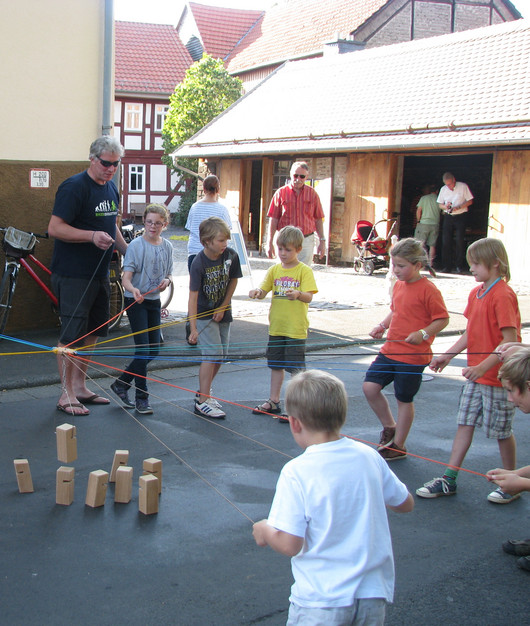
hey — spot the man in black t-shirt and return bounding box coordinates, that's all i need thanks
[48,136,128,416]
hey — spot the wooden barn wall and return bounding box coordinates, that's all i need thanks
[489,150,530,282]
[334,152,395,264]
[218,159,242,220]
[260,158,274,253]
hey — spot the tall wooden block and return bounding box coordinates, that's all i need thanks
[139,474,159,515]
[142,457,162,494]
[114,466,133,503]
[110,450,129,483]
[56,423,77,463]
[14,459,34,493]
[56,466,75,506]
[85,470,109,508]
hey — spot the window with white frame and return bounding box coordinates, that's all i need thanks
[125,103,142,131]
[154,104,169,132]
[129,165,145,192]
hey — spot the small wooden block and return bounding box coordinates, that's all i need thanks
[142,457,162,494]
[139,474,159,515]
[56,466,75,505]
[110,450,129,483]
[114,466,133,503]
[56,423,77,463]
[14,459,34,493]
[85,470,109,508]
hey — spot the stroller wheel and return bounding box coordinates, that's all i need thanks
[353,259,362,273]
[362,259,375,275]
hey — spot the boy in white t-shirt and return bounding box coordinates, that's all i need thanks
[252,370,414,625]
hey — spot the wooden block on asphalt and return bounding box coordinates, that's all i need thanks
[56,423,77,463]
[85,470,109,508]
[139,474,159,515]
[142,457,162,494]
[114,466,133,503]
[56,466,75,505]
[110,450,129,482]
[14,459,34,493]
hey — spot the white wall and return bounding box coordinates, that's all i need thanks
[0,0,107,161]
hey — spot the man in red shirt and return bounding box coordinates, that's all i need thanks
[267,161,326,265]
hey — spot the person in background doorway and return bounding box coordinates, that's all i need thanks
[267,161,326,265]
[415,184,442,266]
[437,172,473,274]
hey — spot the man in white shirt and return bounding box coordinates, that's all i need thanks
[437,172,473,273]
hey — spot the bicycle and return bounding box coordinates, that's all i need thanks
[0,226,125,336]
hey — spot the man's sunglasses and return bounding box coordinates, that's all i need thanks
[98,157,121,168]
[293,174,306,179]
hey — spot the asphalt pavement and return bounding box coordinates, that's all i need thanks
[1,230,530,625]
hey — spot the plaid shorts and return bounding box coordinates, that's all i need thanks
[457,381,515,439]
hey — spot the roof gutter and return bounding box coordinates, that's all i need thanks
[182,119,530,149]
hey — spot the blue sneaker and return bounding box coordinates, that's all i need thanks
[416,476,457,498]
[135,398,153,415]
[110,381,134,409]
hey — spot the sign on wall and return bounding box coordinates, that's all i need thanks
[29,169,50,188]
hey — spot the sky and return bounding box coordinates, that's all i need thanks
[114,0,529,24]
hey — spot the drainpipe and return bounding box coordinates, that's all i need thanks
[102,0,114,135]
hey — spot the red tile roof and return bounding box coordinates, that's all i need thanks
[115,21,193,95]
[189,2,263,59]
[226,0,390,73]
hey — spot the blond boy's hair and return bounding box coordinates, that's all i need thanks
[466,238,511,282]
[499,347,530,394]
[199,216,231,244]
[277,225,303,250]
[144,203,169,222]
[285,370,347,432]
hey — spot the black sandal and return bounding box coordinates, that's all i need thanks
[252,399,281,415]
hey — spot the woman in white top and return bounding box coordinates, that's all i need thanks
[185,174,232,270]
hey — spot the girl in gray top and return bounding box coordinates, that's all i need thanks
[110,204,173,415]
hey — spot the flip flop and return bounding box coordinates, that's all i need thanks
[57,402,90,416]
[76,394,110,405]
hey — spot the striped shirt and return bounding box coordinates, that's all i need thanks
[185,200,233,256]
[267,184,324,236]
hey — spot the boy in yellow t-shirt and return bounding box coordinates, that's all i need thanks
[249,226,318,419]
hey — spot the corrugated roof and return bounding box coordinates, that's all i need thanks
[189,2,263,60]
[226,0,390,73]
[115,21,193,95]
[174,19,530,158]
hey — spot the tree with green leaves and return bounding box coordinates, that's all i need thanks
[162,55,242,173]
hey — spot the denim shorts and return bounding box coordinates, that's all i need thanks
[364,352,425,403]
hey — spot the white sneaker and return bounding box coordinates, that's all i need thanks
[194,400,226,419]
[195,389,222,409]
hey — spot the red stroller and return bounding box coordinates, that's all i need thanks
[351,218,397,275]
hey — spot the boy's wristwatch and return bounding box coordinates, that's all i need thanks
[419,329,430,340]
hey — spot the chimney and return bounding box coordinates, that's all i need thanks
[323,33,366,55]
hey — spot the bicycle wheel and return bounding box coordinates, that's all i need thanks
[108,280,124,331]
[0,264,17,335]
[160,281,174,311]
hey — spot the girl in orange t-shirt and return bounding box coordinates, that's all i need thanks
[363,238,449,461]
